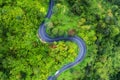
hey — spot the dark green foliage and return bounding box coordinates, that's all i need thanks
[0,0,120,80]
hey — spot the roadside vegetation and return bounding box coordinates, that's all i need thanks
[0,0,120,80]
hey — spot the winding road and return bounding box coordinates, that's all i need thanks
[38,0,87,80]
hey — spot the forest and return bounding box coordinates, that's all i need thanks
[0,0,120,80]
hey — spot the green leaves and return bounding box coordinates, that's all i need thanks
[110,25,120,37]
[0,0,120,80]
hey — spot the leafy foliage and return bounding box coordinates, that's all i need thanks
[0,0,120,80]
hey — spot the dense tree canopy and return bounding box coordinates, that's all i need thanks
[0,0,120,80]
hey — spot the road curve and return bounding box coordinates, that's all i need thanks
[38,0,87,80]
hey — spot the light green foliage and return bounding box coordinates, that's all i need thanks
[0,0,120,80]
[0,1,78,80]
